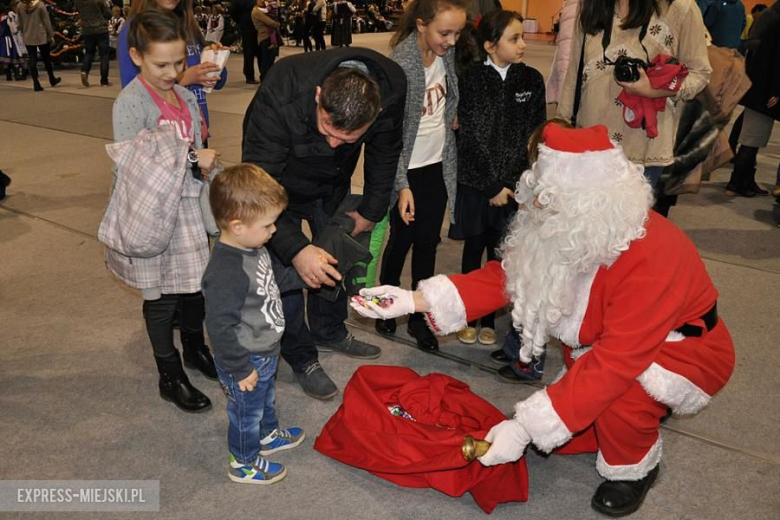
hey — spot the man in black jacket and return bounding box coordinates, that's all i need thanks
[242,47,406,400]
[230,0,262,83]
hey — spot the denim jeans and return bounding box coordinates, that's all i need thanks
[271,200,350,373]
[82,33,110,84]
[643,165,664,190]
[215,355,279,465]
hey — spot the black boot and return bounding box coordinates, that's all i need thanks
[375,318,396,336]
[181,332,218,380]
[5,68,12,81]
[407,314,438,352]
[155,353,212,413]
[726,146,758,197]
[591,465,660,517]
[0,170,10,201]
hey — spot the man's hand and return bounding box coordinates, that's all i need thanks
[292,245,342,288]
[478,418,531,466]
[489,187,514,207]
[397,188,415,225]
[238,369,259,392]
[346,210,375,237]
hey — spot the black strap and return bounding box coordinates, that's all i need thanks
[601,13,652,66]
[676,303,718,338]
[571,31,587,126]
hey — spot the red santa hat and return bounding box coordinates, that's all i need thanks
[532,124,641,190]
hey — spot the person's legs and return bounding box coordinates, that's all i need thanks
[407,163,448,350]
[27,45,42,90]
[642,165,663,191]
[179,291,217,379]
[97,33,111,85]
[258,39,276,80]
[144,294,211,412]
[81,34,97,83]
[241,28,259,81]
[37,43,59,86]
[313,20,326,50]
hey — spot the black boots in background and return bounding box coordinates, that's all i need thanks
[726,145,769,197]
[0,171,10,201]
[181,331,218,380]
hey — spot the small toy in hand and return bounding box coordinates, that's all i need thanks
[352,294,394,309]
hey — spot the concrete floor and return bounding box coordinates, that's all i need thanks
[1,33,779,519]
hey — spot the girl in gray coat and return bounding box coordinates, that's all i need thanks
[17,0,59,90]
[376,0,467,351]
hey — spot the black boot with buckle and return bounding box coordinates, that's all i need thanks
[591,464,660,517]
[155,353,212,413]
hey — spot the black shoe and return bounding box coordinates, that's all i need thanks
[490,349,509,364]
[591,465,660,517]
[0,171,10,201]
[295,362,338,400]
[183,346,218,380]
[49,76,61,87]
[407,319,438,352]
[750,181,769,195]
[725,181,757,198]
[155,355,212,413]
[33,81,43,91]
[246,79,259,84]
[375,318,396,336]
[317,333,381,359]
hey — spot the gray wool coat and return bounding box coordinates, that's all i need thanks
[390,34,459,222]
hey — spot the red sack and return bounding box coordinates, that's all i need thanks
[314,365,529,514]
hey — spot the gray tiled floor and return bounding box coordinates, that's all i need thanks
[1,33,779,519]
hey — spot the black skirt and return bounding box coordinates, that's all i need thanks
[448,184,517,241]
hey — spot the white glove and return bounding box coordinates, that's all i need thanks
[349,285,416,320]
[477,418,531,466]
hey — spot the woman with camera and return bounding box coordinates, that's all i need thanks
[557,0,711,189]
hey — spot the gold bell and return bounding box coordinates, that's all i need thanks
[462,435,491,462]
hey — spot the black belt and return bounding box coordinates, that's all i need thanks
[675,303,718,338]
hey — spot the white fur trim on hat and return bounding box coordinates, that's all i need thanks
[418,275,467,336]
[514,390,572,453]
[637,362,711,415]
[534,142,644,190]
[596,436,662,481]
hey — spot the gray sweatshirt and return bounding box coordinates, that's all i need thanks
[202,241,289,380]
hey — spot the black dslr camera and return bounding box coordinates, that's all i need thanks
[613,56,648,83]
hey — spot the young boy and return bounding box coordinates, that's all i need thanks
[202,164,305,485]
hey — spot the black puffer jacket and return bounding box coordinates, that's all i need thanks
[456,61,546,198]
[740,2,780,121]
[242,47,406,264]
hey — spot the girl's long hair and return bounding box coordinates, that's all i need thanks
[579,0,673,35]
[131,0,204,46]
[390,0,470,48]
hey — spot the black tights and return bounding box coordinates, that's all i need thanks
[461,228,502,328]
[142,292,205,361]
[27,44,55,83]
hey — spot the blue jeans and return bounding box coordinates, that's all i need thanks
[215,355,279,465]
[643,165,664,190]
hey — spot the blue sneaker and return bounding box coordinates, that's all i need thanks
[259,427,305,455]
[228,454,286,485]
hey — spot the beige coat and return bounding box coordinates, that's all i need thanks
[251,7,279,44]
[558,0,712,166]
[18,0,53,46]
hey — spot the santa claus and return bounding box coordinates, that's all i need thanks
[351,123,735,517]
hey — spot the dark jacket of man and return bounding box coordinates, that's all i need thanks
[74,0,111,35]
[230,0,259,32]
[242,47,406,265]
[739,1,780,121]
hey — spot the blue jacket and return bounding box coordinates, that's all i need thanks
[704,0,746,49]
[117,19,227,130]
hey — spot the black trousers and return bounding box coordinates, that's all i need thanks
[380,162,447,323]
[241,27,261,81]
[259,38,277,80]
[142,292,205,360]
[26,44,55,83]
[312,20,326,50]
[461,227,502,328]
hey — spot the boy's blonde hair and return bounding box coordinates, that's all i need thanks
[209,164,287,230]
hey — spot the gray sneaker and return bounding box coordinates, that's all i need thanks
[295,362,338,400]
[316,333,381,360]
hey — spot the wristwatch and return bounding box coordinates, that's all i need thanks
[187,150,199,166]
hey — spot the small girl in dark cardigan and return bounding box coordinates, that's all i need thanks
[450,10,546,346]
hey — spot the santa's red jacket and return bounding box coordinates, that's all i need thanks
[418,212,734,454]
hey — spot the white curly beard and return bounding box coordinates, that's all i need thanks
[500,144,653,362]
